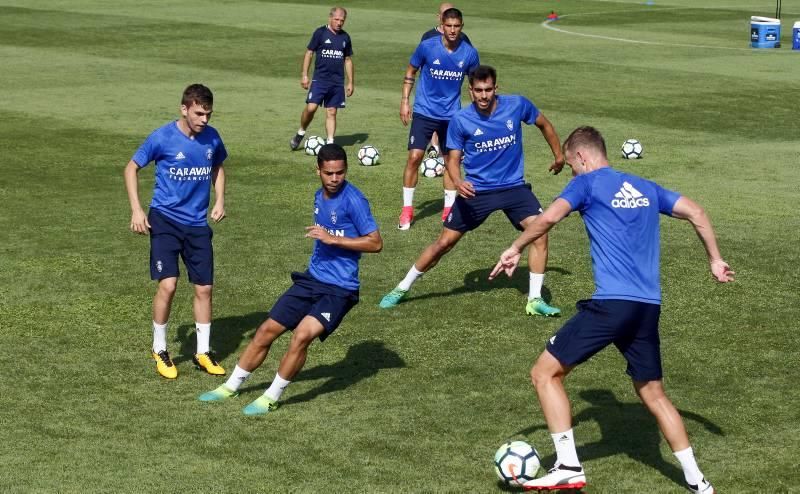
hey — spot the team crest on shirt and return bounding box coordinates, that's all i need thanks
[314,206,319,215]
[206,148,213,161]
[330,210,337,224]
[506,120,514,131]
[458,60,464,68]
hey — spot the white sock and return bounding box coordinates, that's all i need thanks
[264,373,291,402]
[152,321,167,353]
[398,265,424,291]
[296,128,306,136]
[443,189,457,208]
[674,447,703,486]
[195,322,211,354]
[403,187,415,207]
[326,137,334,144]
[529,272,545,300]
[551,429,581,467]
[224,365,251,391]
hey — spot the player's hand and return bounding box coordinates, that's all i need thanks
[399,101,411,126]
[130,209,150,235]
[210,203,226,223]
[305,225,335,245]
[489,246,522,280]
[346,83,354,97]
[456,179,476,199]
[301,75,310,90]
[710,259,735,283]
[549,155,566,175]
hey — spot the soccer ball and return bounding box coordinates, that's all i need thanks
[357,145,380,166]
[419,156,445,178]
[304,135,324,156]
[494,440,541,486]
[621,139,643,159]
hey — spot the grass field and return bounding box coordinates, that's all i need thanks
[1,0,799,492]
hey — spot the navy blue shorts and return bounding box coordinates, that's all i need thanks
[269,272,359,342]
[444,184,542,233]
[546,299,663,382]
[306,81,346,108]
[149,209,214,285]
[408,113,449,150]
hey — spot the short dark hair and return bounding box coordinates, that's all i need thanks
[317,143,348,167]
[468,65,497,86]
[182,84,213,110]
[563,126,607,158]
[441,7,462,22]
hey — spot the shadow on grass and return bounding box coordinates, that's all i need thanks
[238,339,405,405]
[175,311,268,363]
[335,133,369,146]
[404,266,570,304]
[514,388,723,489]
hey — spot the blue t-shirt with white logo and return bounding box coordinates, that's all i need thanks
[308,181,378,291]
[409,37,479,120]
[308,25,353,85]
[132,121,227,227]
[558,167,681,304]
[447,95,539,191]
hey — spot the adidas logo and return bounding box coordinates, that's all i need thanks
[324,39,332,44]
[433,58,441,65]
[321,312,331,322]
[611,181,650,209]
[175,152,186,160]
[473,128,484,136]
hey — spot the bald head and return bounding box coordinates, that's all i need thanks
[439,3,454,19]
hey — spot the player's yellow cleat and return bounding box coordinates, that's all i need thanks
[152,350,177,379]
[192,352,226,375]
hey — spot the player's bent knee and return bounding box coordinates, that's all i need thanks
[157,278,178,295]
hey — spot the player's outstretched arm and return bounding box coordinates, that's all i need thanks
[670,196,734,283]
[210,165,226,223]
[301,50,314,89]
[399,65,418,126]
[534,114,565,175]
[305,227,383,253]
[124,160,150,235]
[345,57,354,97]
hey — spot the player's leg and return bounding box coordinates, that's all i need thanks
[515,189,560,316]
[152,277,178,378]
[325,107,337,144]
[379,227,464,308]
[323,85,345,144]
[398,114,437,230]
[427,131,441,158]
[148,210,182,379]
[437,121,456,222]
[290,82,322,150]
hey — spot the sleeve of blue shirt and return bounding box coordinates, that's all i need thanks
[344,33,353,57]
[467,47,480,74]
[409,41,426,69]
[349,193,379,236]
[558,176,590,213]
[655,182,681,215]
[132,130,161,168]
[520,96,540,125]
[307,28,321,51]
[213,134,228,167]
[445,114,465,152]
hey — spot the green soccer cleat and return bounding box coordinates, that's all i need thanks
[379,288,408,309]
[526,297,561,317]
[198,384,238,402]
[242,395,280,416]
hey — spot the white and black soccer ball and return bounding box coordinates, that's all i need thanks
[304,135,324,156]
[494,440,541,486]
[357,145,380,166]
[621,139,643,159]
[419,156,445,178]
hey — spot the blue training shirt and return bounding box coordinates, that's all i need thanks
[447,95,539,191]
[308,25,353,85]
[308,181,378,291]
[558,167,682,304]
[132,121,227,227]
[409,36,479,120]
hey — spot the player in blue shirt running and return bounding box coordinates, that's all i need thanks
[289,7,354,150]
[124,84,228,380]
[198,144,383,416]
[491,126,734,493]
[381,66,564,316]
[419,2,473,160]
[397,7,480,230]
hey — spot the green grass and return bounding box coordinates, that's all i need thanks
[1,0,799,492]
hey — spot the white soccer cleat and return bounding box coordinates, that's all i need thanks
[687,478,715,494]
[523,463,586,491]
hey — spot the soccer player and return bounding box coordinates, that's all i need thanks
[397,7,479,230]
[124,83,228,379]
[199,144,382,416]
[490,126,734,493]
[381,65,564,316]
[289,7,354,150]
[419,2,472,160]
